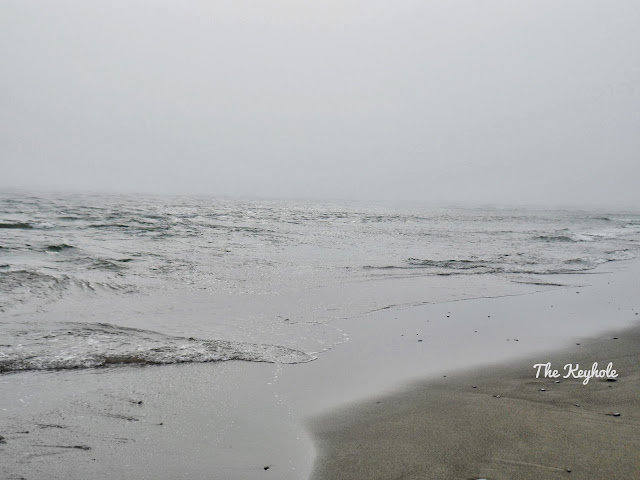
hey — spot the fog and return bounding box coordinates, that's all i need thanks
[2,1,639,207]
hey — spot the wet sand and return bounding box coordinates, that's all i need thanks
[310,326,640,480]
[0,361,315,480]
[2,260,639,479]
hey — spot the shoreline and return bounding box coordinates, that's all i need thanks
[307,265,640,479]
[279,259,640,417]
[309,325,640,479]
[1,260,639,479]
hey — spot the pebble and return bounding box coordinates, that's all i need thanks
[566,468,572,473]
[539,388,546,392]
[493,395,501,398]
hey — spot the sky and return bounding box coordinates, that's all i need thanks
[1,1,639,207]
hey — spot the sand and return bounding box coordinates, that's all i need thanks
[310,326,640,480]
[2,259,639,479]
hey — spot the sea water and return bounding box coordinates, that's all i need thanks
[2,191,639,374]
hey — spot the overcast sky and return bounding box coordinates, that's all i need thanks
[1,1,639,207]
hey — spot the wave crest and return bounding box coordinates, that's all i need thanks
[0,323,315,373]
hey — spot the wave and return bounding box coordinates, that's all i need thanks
[564,258,588,265]
[365,258,498,272]
[605,248,635,259]
[0,270,72,312]
[407,258,486,269]
[73,257,129,272]
[42,244,133,271]
[0,222,32,229]
[364,259,487,271]
[0,269,135,312]
[0,269,70,294]
[47,244,75,252]
[0,323,315,373]
[363,249,636,277]
[89,223,131,229]
[0,221,55,229]
[534,234,578,242]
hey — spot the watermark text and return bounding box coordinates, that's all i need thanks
[533,362,617,385]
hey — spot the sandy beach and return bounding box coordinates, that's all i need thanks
[2,248,640,479]
[310,297,640,479]
[2,259,640,479]
[3,1,640,478]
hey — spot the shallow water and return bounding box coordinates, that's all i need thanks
[2,191,639,373]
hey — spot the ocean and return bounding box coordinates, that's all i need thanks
[1,191,639,374]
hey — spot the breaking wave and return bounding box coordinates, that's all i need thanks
[0,323,315,373]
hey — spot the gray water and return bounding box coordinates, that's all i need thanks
[2,191,639,373]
